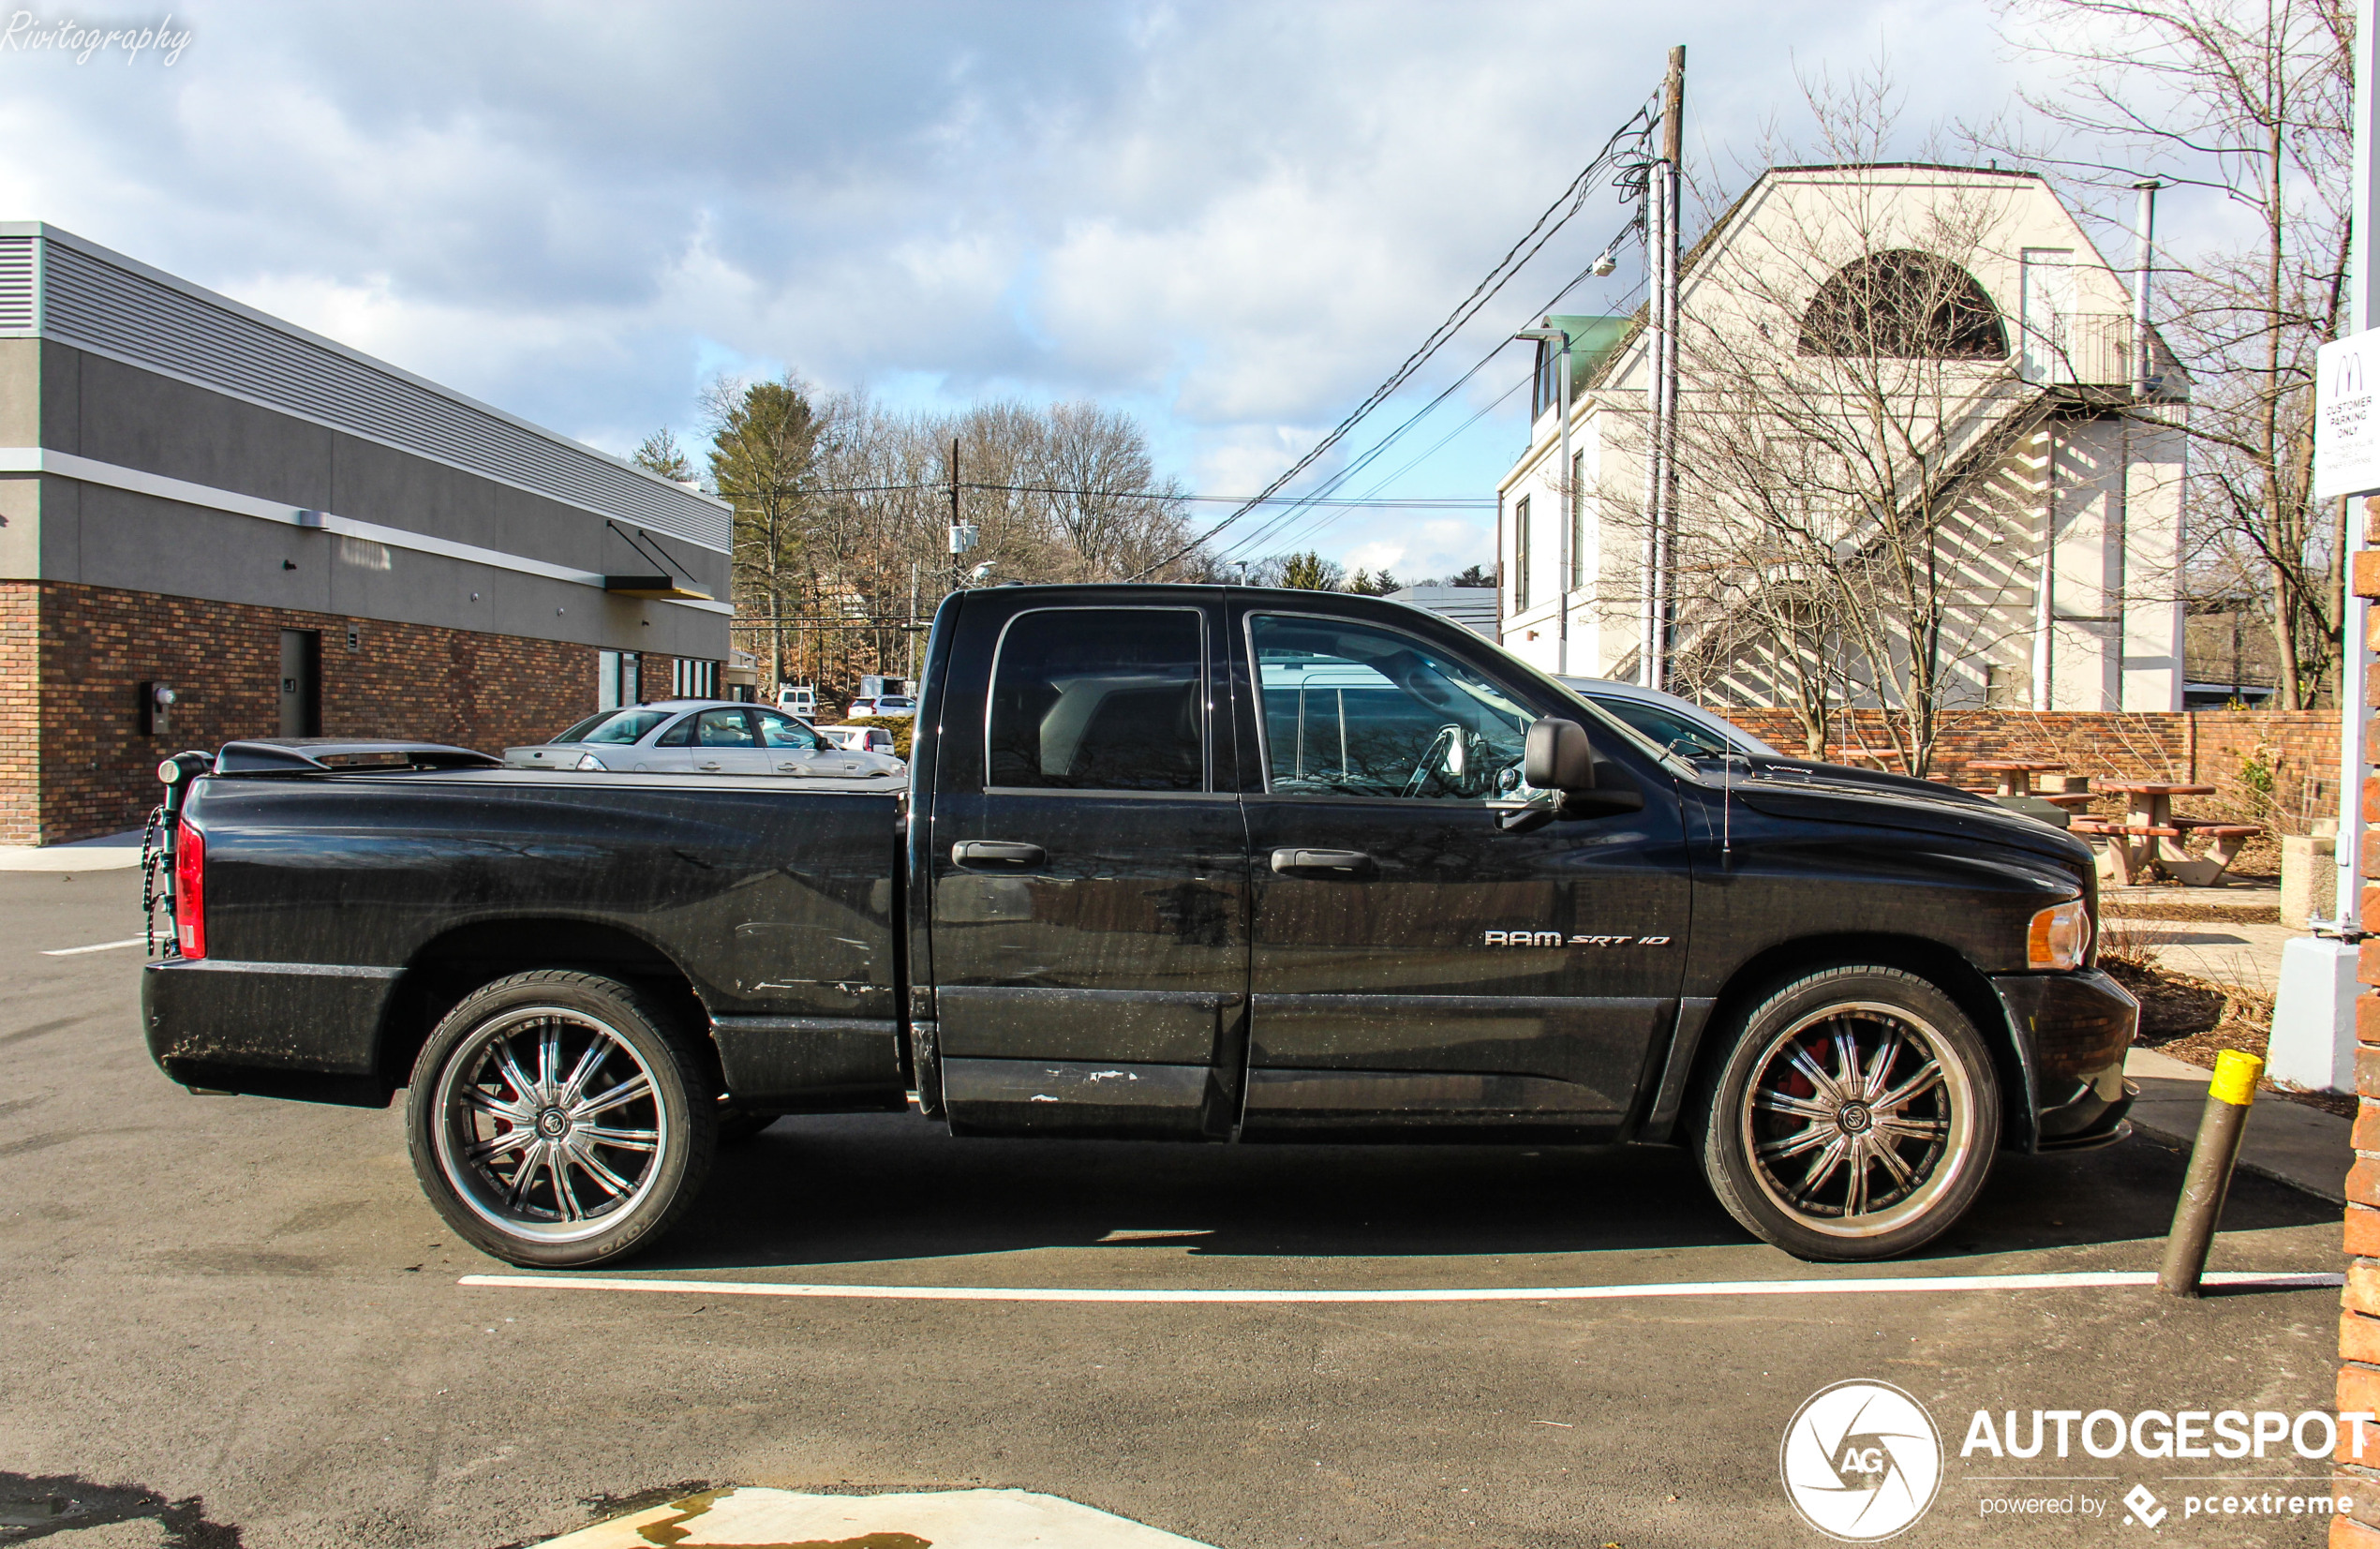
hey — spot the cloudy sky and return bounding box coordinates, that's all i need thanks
[2,0,2088,580]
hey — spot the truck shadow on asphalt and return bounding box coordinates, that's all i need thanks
[646,1111,2335,1274]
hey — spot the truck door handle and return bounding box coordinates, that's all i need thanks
[1271,847,1376,876]
[952,840,1045,867]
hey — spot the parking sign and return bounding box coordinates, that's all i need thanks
[2316,326,2380,499]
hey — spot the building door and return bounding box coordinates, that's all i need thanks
[277,629,320,737]
[2019,248,2075,384]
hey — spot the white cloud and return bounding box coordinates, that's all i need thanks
[0,0,2047,571]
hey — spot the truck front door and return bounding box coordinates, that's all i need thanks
[929,597,1249,1138]
[1230,605,1690,1139]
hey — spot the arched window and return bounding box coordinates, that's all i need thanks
[1796,250,2007,360]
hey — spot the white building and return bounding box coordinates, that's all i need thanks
[1495,164,2188,713]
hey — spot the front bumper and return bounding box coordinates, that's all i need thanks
[1989,968,2139,1152]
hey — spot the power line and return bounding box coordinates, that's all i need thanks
[1125,102,1660,580]
[729,479,1492,507]
[1216,217,1651,563]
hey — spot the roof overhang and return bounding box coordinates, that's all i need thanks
[604,574,715,602]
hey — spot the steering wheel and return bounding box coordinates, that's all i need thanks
[1402,724,1465,798]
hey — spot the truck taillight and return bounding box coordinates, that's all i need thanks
[172,819,206,960]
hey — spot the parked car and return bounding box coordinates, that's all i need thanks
[1557,676,2008,813]
[778,685,818,718]
[870,694,918,718]
[845,696,879,719]
[820,723,898,756]
[1557,676,1779,760]
[145,584,2131,1271]
[501,700,903,779]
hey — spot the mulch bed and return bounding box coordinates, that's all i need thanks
[2101,953,2355,1120]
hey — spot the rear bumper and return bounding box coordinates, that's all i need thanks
[141,958,399,1108]
[1989,968,2139,1152]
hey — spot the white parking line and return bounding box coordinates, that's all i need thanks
[40,936,148,957]
[461,1268,2343,1304]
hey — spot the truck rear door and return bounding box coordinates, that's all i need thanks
[926,591,1248,1138]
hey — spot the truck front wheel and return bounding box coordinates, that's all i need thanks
[406,971,718,1268]
[1697,966,2000,1261]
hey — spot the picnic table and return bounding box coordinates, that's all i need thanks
[2068,780,2261,886]
[1968,758,2098,813]
[1968,759,2062,797]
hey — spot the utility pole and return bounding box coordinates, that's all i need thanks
[2274,0,2376,1096]
[1640,46,1685,690]
[1655,44,1685,691]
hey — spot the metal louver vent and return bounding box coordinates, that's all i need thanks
[33,235,727,551]
[0,237,36,335]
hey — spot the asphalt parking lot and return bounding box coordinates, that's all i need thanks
[0,868,2350,1548]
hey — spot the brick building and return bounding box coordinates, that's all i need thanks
[0,223,732,844]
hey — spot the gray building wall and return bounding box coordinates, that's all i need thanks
[0,226,732,663]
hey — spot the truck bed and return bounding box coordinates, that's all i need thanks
[142,769,906,1110]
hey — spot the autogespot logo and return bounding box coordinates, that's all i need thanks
[1780,1380,1943,1541]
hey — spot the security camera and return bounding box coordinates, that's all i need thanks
[968,561,995,582]
[1590,250,1618,277]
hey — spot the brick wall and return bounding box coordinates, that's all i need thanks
[0,587,34,843]
[1722,707,2342,829]
[2338,537,2380,1545]
[4,580,603,845]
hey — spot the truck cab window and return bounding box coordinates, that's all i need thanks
[988,608,1205,791]
[1250,615,1531,800]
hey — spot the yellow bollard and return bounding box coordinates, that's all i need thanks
[2159,1050,2264,1298]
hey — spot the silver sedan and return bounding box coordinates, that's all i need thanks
[504,700,907,779]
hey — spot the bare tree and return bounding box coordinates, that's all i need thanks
[1603,75,2045,774]
[1978,0,2355,707]
[715,387,1209,698]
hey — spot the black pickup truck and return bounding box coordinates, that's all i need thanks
[141,583,2135,1268]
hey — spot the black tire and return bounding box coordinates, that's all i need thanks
[405,971,718,1268]
[1696,965,2000,1261]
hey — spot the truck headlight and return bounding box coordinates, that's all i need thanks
[2028,900,2090,971]
[574,752,607,771]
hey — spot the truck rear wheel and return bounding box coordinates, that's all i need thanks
[406,971,717,1268]
[1697,966,1999,1261]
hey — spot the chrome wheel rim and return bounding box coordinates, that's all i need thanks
[1740,1001,1978,1240]
[432,1006,669,1244]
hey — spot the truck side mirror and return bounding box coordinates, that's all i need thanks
[1525,718,1593,790]
[1524,718,1644,816]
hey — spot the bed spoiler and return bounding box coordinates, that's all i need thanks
[209,739,503,775]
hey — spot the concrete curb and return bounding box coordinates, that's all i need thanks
[2124,1046,2349,1205]
[0,830,146,872]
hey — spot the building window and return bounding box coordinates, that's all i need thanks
[1513,495,1531,613]
[672,658,719,698]
[598,650,643,709]
[1797,250,2007,360]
